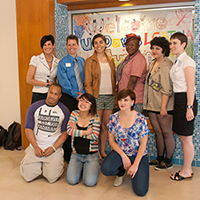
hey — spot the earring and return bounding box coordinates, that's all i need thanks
[131,103,133,106]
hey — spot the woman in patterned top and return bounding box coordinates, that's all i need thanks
[101,88,149,196]
[66,93,100,187]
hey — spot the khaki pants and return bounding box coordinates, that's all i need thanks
[20,146,64,183]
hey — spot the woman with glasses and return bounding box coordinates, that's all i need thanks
[66,93,100,186]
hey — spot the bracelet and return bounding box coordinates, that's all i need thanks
[187,105,193,109]
[51,145,56,152]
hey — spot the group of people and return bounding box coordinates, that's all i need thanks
[20,31,197,196]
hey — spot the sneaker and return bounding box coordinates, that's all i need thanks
[154,161,173,170]
[113,173,125,187]
[149,159,159,166]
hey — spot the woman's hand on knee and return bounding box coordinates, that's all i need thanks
[127,163,138,178]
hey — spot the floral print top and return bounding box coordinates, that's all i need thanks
[107,111,149,156]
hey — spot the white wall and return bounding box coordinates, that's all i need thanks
[0,0,20,128]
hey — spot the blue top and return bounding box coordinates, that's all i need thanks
[57,54,85,99]
[107,111,149,156]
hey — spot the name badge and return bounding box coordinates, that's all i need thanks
[150,80,161,92]
[65,63,71,67]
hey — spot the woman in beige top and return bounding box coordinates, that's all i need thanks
[84,33,116,159]
[143,37,175,170]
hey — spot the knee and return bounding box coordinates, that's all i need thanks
[101,160,111,176]
[133,188,148,197]
[45,174,60,184]
[44,167,63,184]
[101,122,108,131]
[66,174,79,185]
[84,178,97,187]
[20,164,40,182]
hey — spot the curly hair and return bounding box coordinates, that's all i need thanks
[150,37,170,57]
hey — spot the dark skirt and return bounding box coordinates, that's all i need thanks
[173,93,197,136]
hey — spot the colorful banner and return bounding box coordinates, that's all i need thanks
[73,7,194,65]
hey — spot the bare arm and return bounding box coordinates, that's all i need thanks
[160,94,170,118]
[184,66,195,121]
[109,132,131,170]
[127,76,138,91]
[26,65,50,87]
[25,128,43,157]
[127,134,148,178]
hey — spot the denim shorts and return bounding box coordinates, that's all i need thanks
[96,94,114,110]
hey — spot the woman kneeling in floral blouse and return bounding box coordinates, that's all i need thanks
[101,88,149,196]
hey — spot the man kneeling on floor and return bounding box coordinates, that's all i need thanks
[20,83,70,183]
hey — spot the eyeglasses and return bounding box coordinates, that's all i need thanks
[79,99,91,105]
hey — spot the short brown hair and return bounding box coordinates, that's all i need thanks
[66,34,79,45]
[117,88,136,110]
[170,32,188,49]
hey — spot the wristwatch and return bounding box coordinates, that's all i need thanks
[187,105,193,109]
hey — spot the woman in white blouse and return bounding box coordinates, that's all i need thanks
[84,33,116,159]
[26,35,59,103]
[169,32,197,181]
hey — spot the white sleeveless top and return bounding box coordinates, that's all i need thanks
[99,62,112,94]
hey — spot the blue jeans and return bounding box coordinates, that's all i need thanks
[66,152,99,187]
[101,150,149,196]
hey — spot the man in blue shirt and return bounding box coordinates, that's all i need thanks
[57,34,85,162]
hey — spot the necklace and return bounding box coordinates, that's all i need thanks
[47,59,53,64]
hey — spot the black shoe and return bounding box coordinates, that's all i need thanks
[149,159,159,166]
[155,161,173,170]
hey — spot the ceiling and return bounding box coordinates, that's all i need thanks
[57,0,194,11]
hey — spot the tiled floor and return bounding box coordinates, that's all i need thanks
[0,148,199,200]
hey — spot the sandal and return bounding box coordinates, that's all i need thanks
[177,170,194,177]
[170,171,193,181]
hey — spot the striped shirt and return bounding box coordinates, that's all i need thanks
[67,110,100,153]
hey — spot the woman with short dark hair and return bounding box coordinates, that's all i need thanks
[101,88,149,196]
[169,32,197,181]
[143,36,175,170]
[26,34,59,103]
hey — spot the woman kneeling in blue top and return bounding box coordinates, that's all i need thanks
[101,88,149,196]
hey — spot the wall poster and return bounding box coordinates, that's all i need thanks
[72,6,194,66]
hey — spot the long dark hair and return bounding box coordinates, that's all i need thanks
[79,93,97,116]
